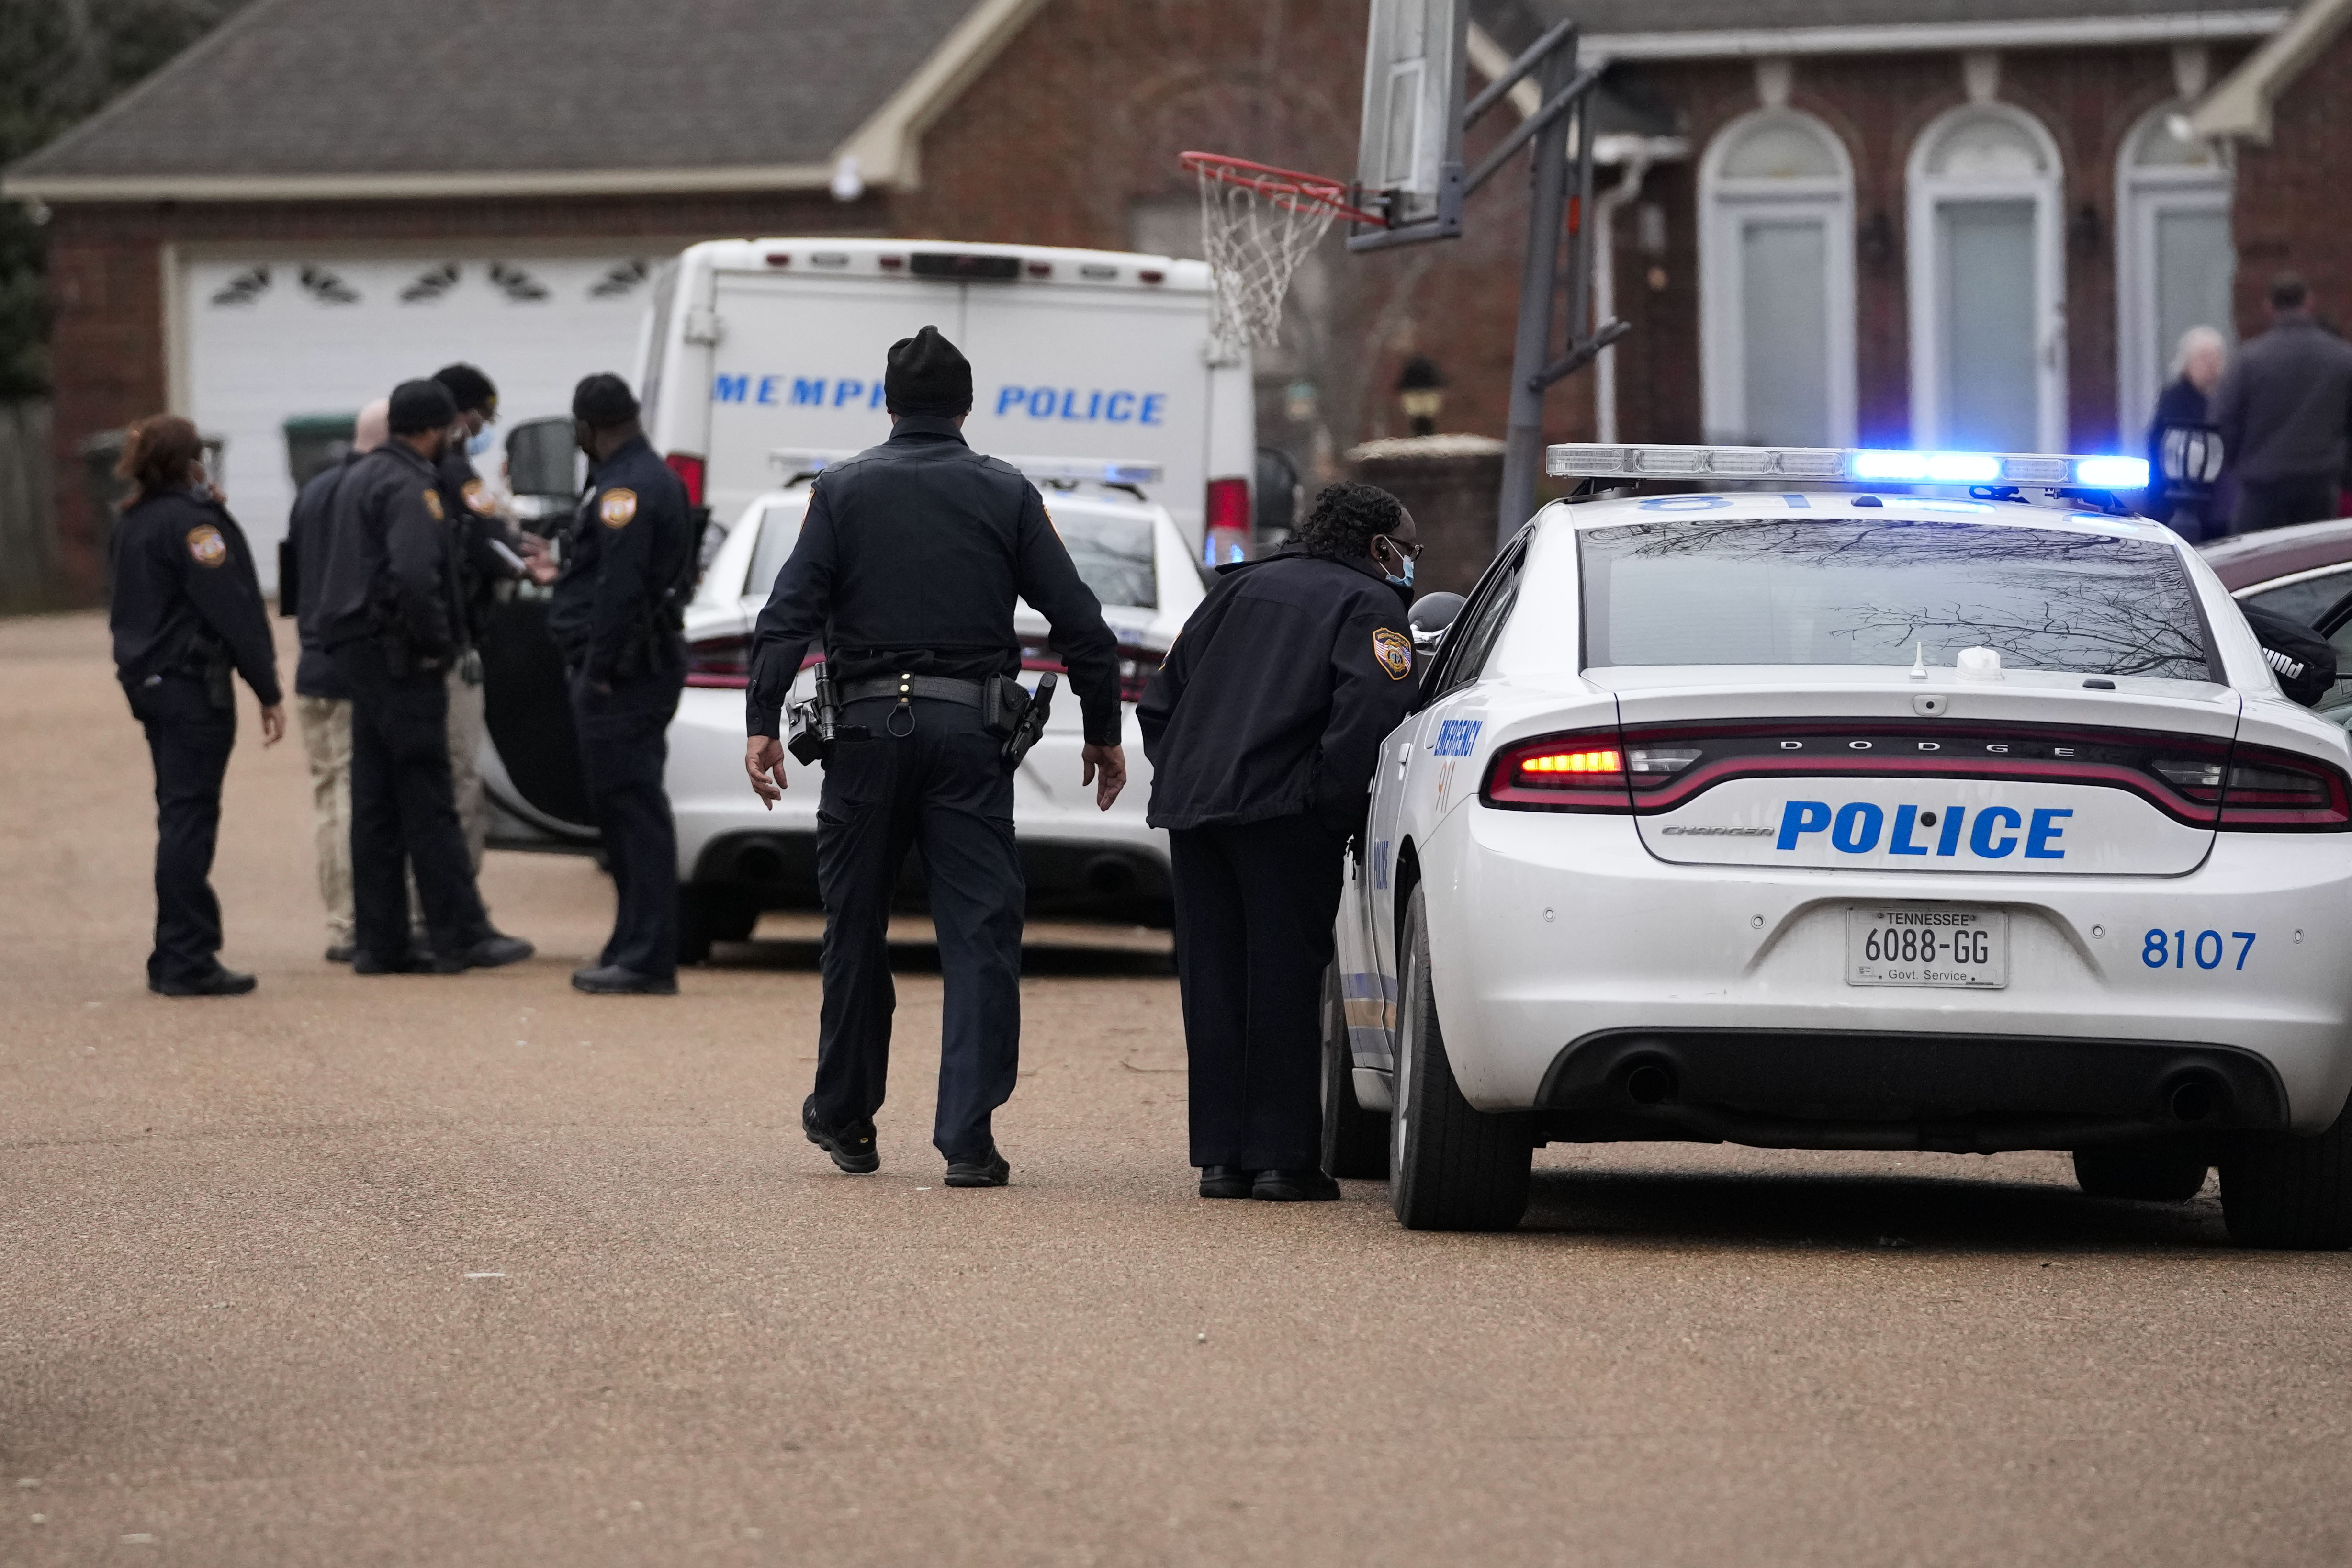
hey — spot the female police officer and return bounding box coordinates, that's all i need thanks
[1137,481,1421,1201]
[108,415,285,995]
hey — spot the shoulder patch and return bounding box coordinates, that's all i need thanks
[1373,627,1413,681]
[185,524,228,568]
[461,478,495,514]
[599,487,639,528]
[421,488,445,522]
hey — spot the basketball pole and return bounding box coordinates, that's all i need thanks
[1496,31,1583,552]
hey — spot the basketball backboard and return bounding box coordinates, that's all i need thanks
[1353,0,1469,246]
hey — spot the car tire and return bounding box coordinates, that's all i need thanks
[1320,961,1388,1181]
[2220,1096,2352,1249]
[2071,1142,2209,1203]
[677,884,760,967]
[1389,886,1531,1231]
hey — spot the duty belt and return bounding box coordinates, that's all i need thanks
[839,674,987,708]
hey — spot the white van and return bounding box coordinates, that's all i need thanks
[633,238,1256,561]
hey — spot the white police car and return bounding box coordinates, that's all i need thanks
[1323,444,2352,1248]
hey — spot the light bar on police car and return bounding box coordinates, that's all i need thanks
[770,448,1163,485]
[1546,443,2149,492]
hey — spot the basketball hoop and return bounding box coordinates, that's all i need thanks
[1181,152,1385,356]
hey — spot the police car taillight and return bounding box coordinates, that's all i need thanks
[686,633,749,689]
[665,451,706,507]
[1484,731,1635,811]
[2212,744,2352,831]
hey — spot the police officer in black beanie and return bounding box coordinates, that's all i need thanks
[744,325,1126,1188]
[531,373,694,993]
[316,378,534,975]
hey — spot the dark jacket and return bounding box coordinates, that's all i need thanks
[747,416,1122,745]
[314,440,466,667]
[286,455,357,699]
[108,487,282,707]
[547,433,693,684]
[2211,312,2352,485]
[1137,549,1416,835]
[436,445,522,645]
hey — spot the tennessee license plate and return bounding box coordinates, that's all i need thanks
[1846,905,2008,989]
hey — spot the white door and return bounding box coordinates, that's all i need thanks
[178,253,658,589]
[1906,105,2067,453]
[2116,106,2235,440]
[1700,111,1857,447]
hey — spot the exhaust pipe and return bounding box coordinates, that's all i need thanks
[734,842,788,883]
[2165,1071,2228,1125]
[1084,855,1133,896]
[1623,1059,1678,1107]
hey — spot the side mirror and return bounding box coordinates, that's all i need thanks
[1408,591,1466,653]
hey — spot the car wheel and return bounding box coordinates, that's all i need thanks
[2220,1096,2352,1249]
[1320,961,1388,1181]
[1389,886,1531,1231]
[2071,1142,2209,1203]
[677,885,760,967]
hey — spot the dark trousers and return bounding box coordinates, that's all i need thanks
[2233,474,2341,535]
[333,641,489,964]
[571,663,685,977]
[812,697,1023,1161]
[1169,815,1347,1170]
[126,675,236,987]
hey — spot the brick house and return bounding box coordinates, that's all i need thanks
[8,0,2352,601]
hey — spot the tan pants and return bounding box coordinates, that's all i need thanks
[296,694,354,946]
[446,659,489,872]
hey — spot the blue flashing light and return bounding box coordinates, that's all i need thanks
[1849,450,1928,481]
[2073,455,2149,490]
[1926,452,2001,483]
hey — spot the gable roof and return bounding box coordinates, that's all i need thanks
[4,0,1049,202]
[1476,0,2287,61]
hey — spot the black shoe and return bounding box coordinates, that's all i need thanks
[351,948,431,975]
[1253,1169,1341,1201]
[149,968,257,997]
[1199,1165,1257,1199]
[802,1096,879,1174]
[432,933,535,974]
[324,943,356,964]
[571,964,677,995]
[944,1147,1011,1188]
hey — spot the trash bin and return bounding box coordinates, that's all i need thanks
[77,426,226,595]
[283,412,357,489]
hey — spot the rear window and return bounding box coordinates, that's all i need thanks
[1580,518,2215,682]
[745,502,805,600]
[1054,510,1157,610]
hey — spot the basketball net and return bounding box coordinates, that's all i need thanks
[1183,153,1375,359]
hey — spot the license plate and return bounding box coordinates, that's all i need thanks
[1846,905,2008,989]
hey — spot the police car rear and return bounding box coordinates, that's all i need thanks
[1348,444,2352,1247]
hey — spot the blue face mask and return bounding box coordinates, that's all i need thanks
[466,424,497,458]
[1379,539,1414,591]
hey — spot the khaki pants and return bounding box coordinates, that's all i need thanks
[446,659,489,872]
[296,694,355,947]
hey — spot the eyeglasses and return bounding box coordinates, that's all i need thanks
[1376,534,1424,561]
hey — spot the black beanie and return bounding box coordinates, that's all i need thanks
[388,378,458,435]
[572,372,640,429]
[885,325,973,417]
[433,362,498,418]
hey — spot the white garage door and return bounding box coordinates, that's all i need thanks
[180,253,657,589]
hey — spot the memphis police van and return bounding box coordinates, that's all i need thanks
[632,238,1256,561]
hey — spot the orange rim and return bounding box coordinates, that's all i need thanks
[1180,151,1389,227]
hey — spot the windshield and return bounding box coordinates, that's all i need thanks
[1055,509,1157,609]
[1579,518,2214,682]
[745,502,806,601]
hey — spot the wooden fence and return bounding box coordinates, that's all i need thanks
[0,400,59,613]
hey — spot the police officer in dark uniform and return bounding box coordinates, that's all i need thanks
[109,415,286,995]
[743,326,1126,1187]
[316,378,534,976]
[1138,481,1422,1201]
[535,373,694,995]
[430,363,529,873]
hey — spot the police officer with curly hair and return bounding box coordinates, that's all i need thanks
[108,415,285,995]
[1138,480,1423,1201]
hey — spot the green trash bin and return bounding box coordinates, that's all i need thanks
[283,412,358,489]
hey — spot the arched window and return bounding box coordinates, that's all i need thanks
[2115,104,2233,440]
[1699,109,1857,446]
[1905,103,2067,451]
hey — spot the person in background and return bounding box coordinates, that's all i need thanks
[428,362,528,873]
[107,415,285,996]
[1137,481,1422,1203]
[287,397,387,962]
[315,378,533,976]
[2145,326,2229,541]
[2212,274,2352,534]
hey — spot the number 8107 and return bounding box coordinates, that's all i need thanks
[2142,928,2255,970]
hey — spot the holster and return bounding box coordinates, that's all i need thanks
[195,635,234,712]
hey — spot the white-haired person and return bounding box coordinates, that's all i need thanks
[2146,324,2230,541]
